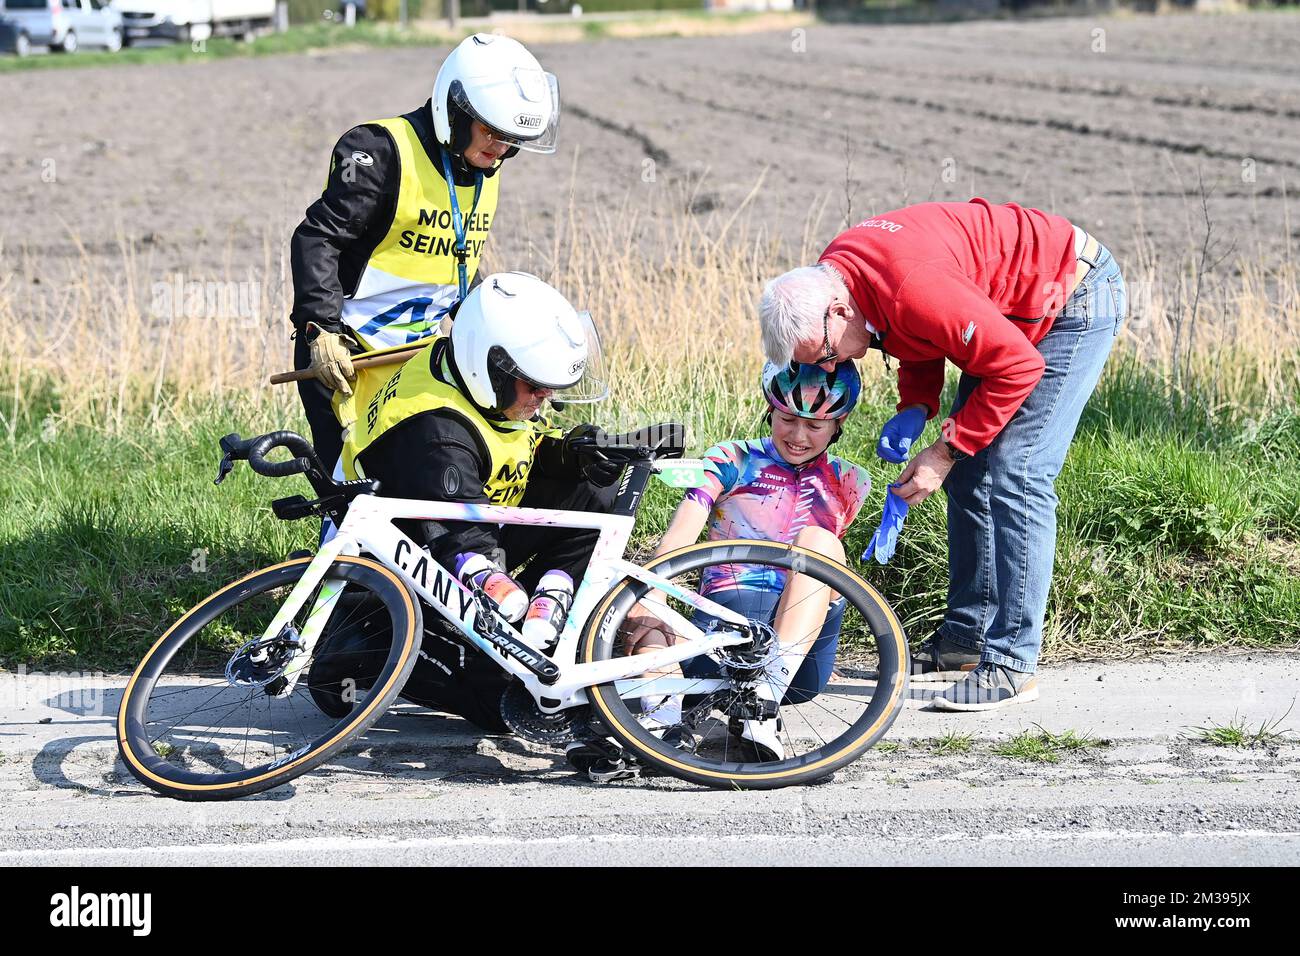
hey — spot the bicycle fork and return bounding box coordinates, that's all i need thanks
[254,535,355,698]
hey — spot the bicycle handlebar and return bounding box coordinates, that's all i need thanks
[214,422,681,522]
[566,422,689,464]
[216,431,329,486]
[248,431,317,478]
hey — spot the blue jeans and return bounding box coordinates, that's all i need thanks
[941,242,1127,673]
[685,588,846,704]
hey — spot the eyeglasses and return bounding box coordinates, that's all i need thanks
[476,121,523,149]
[516,377,554,397]
[811,307,838,366]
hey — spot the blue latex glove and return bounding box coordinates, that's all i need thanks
[863,483,910,565]
[877,406,928,463]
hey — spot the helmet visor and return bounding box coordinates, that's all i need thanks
[509,69,560,154]
[551,310,608,403]
[487,310,609,406]
[450,71,559,155]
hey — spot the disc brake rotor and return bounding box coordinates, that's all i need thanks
[226,627,302,689]
[714,619,780,680]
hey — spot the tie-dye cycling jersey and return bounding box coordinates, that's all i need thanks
[685,437,871,595]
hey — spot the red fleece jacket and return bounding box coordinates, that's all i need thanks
[819,198,1078,455]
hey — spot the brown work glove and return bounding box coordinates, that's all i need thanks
[306,323,357,396]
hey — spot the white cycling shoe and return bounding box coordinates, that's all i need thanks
[730,715,784,762]
[724,661,794,762]
[638,712,697,754]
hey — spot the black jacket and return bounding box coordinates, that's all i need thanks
[289,100,498,335]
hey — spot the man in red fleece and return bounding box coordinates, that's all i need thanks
[759,198,1128,711]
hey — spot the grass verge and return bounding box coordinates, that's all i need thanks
[924,731,974,755]
[1188,710,1293,748]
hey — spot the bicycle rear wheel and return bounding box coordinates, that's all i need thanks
[580,540,909,789]
[117,555,421,800]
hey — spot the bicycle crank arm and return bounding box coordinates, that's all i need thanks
[482,622,560,684]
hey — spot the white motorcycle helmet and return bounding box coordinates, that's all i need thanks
[431,34,560,157]
[449,272,608,412]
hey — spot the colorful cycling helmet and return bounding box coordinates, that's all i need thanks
[761,360,861,420]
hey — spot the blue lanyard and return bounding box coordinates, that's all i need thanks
[441,151,484,301]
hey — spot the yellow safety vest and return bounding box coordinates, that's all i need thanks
[335,338,558,507]
[339,117,499,350]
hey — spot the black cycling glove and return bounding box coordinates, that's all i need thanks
[562,424,624,487]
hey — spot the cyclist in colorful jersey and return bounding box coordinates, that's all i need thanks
[622,360,870,762]
[289,33,560,470]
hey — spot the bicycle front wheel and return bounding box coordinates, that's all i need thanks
[580,540,909,789]
[117,555,421,800]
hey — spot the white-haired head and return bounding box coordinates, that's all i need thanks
[759,264,846,367]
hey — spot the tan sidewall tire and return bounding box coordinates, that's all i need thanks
[117,555,421,801]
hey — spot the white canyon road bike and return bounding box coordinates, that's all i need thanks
[117,426,909,799]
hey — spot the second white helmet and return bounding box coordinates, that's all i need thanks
[431,34,559,155]
[449,272,607,412]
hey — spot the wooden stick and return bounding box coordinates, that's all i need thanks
[268,344,425,385]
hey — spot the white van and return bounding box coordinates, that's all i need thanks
[114,0,275,43]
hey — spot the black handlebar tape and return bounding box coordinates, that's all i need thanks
[248,432,313,478]
[255,457,312,478]
[273,431,327,475]
[602,423,688,452]
[260,431,315,458]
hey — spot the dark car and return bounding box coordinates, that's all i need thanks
[0,16,33,56]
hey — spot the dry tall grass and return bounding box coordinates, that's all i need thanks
[2,181,1297,445]
[1123,187,1300,415]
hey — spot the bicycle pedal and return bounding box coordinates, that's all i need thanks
[586,757,641,784]
[565,739,640,784]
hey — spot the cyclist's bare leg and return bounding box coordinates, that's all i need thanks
[621,613,685,726]
[765,526,843,697]
[621,526,847,714]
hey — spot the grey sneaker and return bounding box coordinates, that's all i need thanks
[929,662,1039,712]
[911,632,983,683]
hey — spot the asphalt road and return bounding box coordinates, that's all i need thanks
[3,654,1297,865]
